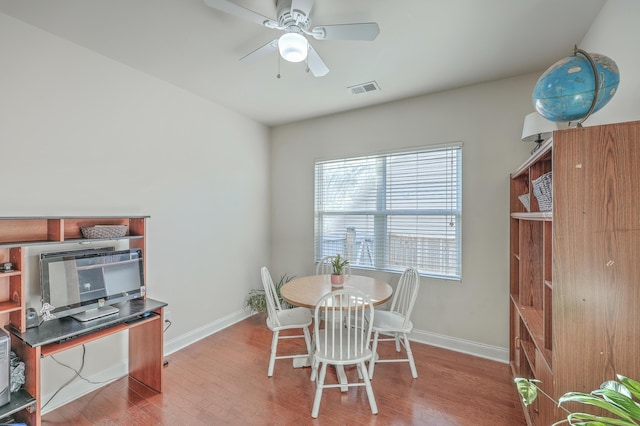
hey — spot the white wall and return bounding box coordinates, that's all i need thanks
[270,74,538,360]
[269,0,640,361]
[0,12,269,409]
[1,0,637,409]
[579,0,640,125]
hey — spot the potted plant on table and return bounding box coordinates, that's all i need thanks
[330,254,349,287]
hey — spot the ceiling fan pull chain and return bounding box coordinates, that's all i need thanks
[277,53,282,79]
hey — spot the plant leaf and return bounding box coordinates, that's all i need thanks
[566,412,637,426]
[601,381,633,399]
[559,392,636,423]
[515,378,539,406]
[591,389,640,420]
[618,375,640,401]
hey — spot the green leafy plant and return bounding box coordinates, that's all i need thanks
[331,254,349,275]
[245,273,294,313]
[514,374,640,425]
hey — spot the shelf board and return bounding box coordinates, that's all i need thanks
[0,389,36,420]
[512,299,552,368]
[511,212,553,221]
[0,300,22,315]
[41,323,129,357]
[511,138,553,178]
[0,235,144,249]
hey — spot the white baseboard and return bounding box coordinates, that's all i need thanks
[163,309,250,355]
[409,328,509,364]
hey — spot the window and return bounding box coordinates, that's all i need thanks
[314,143,462,280]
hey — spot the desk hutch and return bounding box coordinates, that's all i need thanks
[0,216,165,425]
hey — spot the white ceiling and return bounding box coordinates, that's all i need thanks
[0,0,606,126]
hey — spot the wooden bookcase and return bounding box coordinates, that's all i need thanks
[509,121,640,425]
[0,216,163,425]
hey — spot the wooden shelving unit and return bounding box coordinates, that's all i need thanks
[0,216,158,425]
[509,121,640,425]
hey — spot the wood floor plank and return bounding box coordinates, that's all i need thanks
[42,314,525,425]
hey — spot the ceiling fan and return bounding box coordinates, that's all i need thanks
[203,0,380,77]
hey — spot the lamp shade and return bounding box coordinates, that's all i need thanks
[278,33,308,63]
[521,112,558,142]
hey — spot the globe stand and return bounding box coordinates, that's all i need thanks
[572,45,600,128]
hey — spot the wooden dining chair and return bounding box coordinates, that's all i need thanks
[368,267,421,379]
[310,289,377,418]
[260,266,313,377]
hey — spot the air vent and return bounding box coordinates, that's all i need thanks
[348,81,381,95]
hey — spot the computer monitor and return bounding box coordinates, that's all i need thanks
[40,248,145,322]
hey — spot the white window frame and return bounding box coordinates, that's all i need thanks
[314,143,462,280]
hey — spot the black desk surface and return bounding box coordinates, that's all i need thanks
[9,298,167,348]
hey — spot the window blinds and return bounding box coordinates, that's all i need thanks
[314,144,462,279]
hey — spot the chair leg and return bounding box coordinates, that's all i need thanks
[267,330,279,377]
[368,331,380,379]
[303,326,312,356]
[360,360,378,414]
[394,332,402,352]
[310,354,318,381]
[311,362,328,418]
[403,333,418,379]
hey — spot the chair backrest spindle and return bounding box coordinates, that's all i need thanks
[389,268,420,328]
[261,267,282,327]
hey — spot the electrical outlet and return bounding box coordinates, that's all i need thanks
[164,310,172,322]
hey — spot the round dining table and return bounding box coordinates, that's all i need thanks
[281,274,392,390]
[281,274,393,309]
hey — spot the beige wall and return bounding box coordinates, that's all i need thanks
[269,0,640,359]
[0,12,270,409]
[0,0,637,408]
[270,74,538,358]
[579,0,640,126]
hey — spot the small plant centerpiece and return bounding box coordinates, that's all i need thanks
[330,254,349,287]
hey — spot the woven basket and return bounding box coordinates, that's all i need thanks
[518,193,531,212]
[81,225,128,239]
[532,172,553,212]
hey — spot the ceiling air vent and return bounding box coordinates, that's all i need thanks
[348,81,381,95]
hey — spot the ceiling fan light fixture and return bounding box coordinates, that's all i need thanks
[278,32,308,63]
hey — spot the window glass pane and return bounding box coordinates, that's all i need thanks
[315,144,462,279]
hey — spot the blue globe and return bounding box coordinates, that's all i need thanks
[533,52,620,122]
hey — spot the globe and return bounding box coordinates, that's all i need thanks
[532,52,620,122]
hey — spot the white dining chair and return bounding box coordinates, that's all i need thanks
[310,289,377,418]
[260,266,313,377]
[368,267,421,379]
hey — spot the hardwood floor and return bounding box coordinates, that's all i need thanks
[42,314,526,425]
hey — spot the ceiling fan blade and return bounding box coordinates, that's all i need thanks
[239,39,279,64]
[311,22,380,41]
[203,0,278,28]
[291,0,314,18]
[307,44,329,77]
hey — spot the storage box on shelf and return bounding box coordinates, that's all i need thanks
[509,121,640,425]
